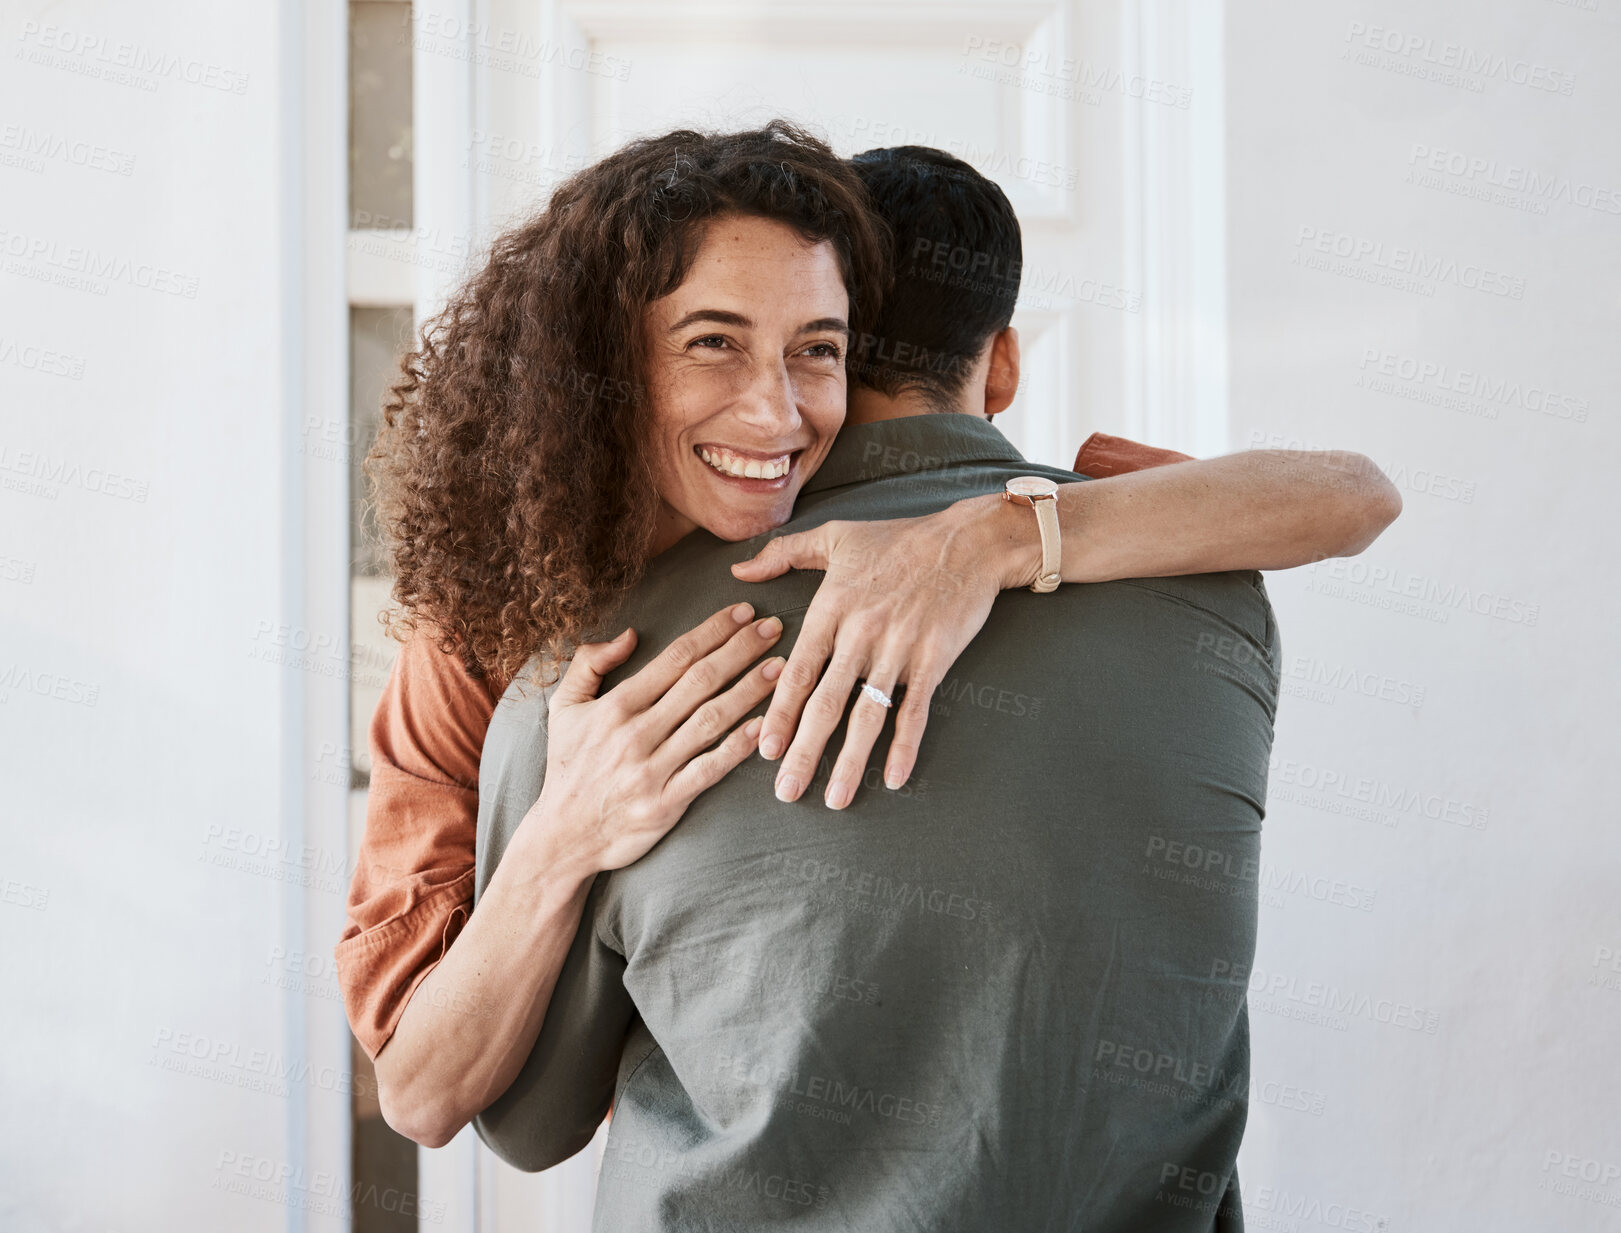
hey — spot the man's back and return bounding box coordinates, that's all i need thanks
[475,415,1280,1232]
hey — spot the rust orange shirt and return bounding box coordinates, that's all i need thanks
[335,430,1192,1060]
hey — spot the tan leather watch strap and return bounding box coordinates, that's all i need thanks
[1030,494,1061,592]
[1002,476,1063,593]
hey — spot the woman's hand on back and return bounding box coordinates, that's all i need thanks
[526,602,785,874]
[730,513,1005,811]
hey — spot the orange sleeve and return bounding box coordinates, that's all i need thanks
[334,632,504,1061]
[1072,431,1194,477]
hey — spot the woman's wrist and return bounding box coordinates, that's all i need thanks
[944,491,1044,591]
[503,795,604,902]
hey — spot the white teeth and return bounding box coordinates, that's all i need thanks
[698,446,790,480]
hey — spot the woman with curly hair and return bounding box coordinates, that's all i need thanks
[340,122,1398,1146]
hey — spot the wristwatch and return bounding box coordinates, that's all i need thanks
[1002,476,1062,593]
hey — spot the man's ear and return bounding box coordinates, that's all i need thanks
[984,327,1021,418]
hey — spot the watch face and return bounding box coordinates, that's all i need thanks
[1006,475,1059,498]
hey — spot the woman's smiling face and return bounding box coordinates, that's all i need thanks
[643,213,851,552]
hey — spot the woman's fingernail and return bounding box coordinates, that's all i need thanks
[760,733,785,760]
[825,780,852,811]
[885,767,905,790]
[731,603,753,623]
[756,616,781,638]
[762,657,784,681]
[744,717,763,740]
[774,774,801,802]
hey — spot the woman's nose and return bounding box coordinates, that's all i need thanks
[734,356,801,433]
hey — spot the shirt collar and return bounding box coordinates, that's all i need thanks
[800,414,1031,495]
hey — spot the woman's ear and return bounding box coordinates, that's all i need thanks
[984,327,1021,418]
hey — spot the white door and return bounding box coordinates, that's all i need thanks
[407,1,1227,1227]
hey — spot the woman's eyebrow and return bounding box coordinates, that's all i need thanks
[666,310,849,337]
[667,309,752,332]
[801,317,852,338]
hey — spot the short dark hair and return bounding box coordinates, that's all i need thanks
[846,146,1022,408]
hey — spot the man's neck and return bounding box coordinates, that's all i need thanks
[845,385,986,426]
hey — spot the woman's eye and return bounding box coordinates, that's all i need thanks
[803,342,843,359]
[689,335,728,350]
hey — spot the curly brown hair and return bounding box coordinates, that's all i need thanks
[366,121,890,688]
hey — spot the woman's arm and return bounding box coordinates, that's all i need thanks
[980,447,1402,583]
[372,811,597,1146]
[335,635,494,1066]
[730,448,1401,808]
[369,604,786,1147]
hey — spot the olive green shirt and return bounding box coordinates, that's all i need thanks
[474,414,1280,1232]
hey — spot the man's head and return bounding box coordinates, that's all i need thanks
[846,146,1023,421]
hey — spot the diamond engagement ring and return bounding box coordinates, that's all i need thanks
[860,682,893,708]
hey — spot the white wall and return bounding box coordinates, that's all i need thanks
[0,3,350,1230]
[1225,2,1621,1229]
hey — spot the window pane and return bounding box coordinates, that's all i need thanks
[349,305,413,582]
[347,302,418,1228]
[349,1,413,228]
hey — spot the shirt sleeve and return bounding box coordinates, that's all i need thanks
[1072,431,1194,477]
[334,632,503,1062]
